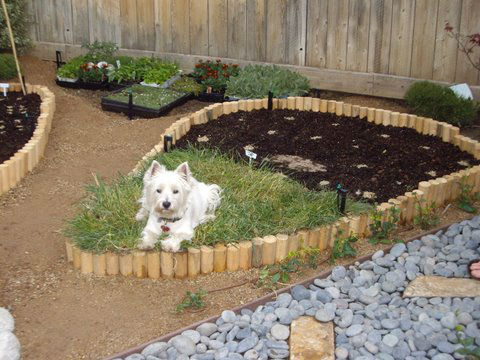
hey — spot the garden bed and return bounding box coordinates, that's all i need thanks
[0,84,55,196]
[176,109,479,203]
[101,85,192,118]
[0,91,41,164]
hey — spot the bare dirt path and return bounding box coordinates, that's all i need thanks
[0,56,474,360]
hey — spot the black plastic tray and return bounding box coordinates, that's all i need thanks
[55,78,109,90]
[101,92,193,119]
[196,91,228,103]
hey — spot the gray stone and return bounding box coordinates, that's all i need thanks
[431,355,454,360]
[244,349,259,360]
[236,326,252,340]
[225,340,238,352]
[315,308,335,322]
[196,343,207,354]
[276,293,292,308]
[221,310,236,323]
[237,335,259,353]
[208,340,224,350]
[267,348,289,359]
[274,308,293,325]
[125,354,145,360]
[171,335,196,356]
[197,323,218,337]
[181,330,200,344]
[390,243,406,258]
[440,312,457,330]
[290,285,310,302]
[270,324,289,341]
[381,319,399,330]
[332,266,347,281]
[141,342,168,357]
[346,324,363,337]
[383,334,399,348]
[335,347,349,359]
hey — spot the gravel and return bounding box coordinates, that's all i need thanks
[113,218,480,360]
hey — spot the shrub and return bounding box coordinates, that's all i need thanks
[404,81,478,127]
[82,40,118,63]
[192,60,240,93]
[225,64,310,99]
[0,0,31,51]
[0,53,17,80]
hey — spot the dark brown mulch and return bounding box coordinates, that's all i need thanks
[175,109,480,203]
[0,91,41,164]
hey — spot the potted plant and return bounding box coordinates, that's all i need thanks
[140,62,180,88]
[56,55,86,83]
[169,76,203,96]
[192,60,240,101]
[79,61,111,84]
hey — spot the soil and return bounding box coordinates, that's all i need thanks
[0,55,478,360]
[176,109,479,203]
[0,92,41,163]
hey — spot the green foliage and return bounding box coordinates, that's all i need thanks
[454,325,480,359]
[78,62,108,83]
[175,289,208,313]
[105,85,185,110]
[405,81,478,127]
[192,60,240,92]
[82,40,118,63]
[331,230,358,264]
[66,147,370,252]
[0,53,17,80]
[368,206,400,245]
[257,246,321,291]
[225,64,310,99]
[56,55,86,79]
[457,177,479,214]
[170,76,204,96]
[413,196,440,230]
[0,0,31,51]
[143,62,179,85]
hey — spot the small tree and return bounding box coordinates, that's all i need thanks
[0,0,31,51]
[445,22,480,74]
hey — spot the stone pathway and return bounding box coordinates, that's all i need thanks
[112,217,480,360]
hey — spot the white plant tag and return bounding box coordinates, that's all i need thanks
[245,150,257,160]
[0,83,9,97]
[116,60,121,69]
[450,83,473,99]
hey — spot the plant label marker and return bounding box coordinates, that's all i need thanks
[116,60,121,69]
[245,150,257,165]
[0,83,9,97]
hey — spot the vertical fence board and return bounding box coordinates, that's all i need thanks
[37,0,65,43]
[346,0,371,72]
[433,0,462,82]
[71,0,90,45]
[411,0,438,79]
[120,0,138,49]
[136,0,155,51]
[208,0,228,57]
[389,0,415,77]
[190,0,208,55]
[455,0,480,84]
[285,0,306,66]
[171,0,190,54]
[266,0,287,64]
[306,0,328,68]
[227,0,247,60]
[246,0,266,61]
[368,0,393,74]
[326,0,348,70]
[154,0,173,53]
[63,0,73,44]
[89,0,121,45]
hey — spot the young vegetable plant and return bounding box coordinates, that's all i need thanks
[454,324,480,359]
[175,289,208,313]
[457,177,479,214]
[330,230,358,264]
[368,206,400,245]
[413,195,440,230]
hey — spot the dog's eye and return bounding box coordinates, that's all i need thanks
[156,189,162,193]
[173,189,179,194]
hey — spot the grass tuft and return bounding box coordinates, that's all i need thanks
[66,147,370,252]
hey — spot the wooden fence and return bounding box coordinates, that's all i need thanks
[27,0,480,97]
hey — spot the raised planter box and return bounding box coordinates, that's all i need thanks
[101,86,193,119]
[0,83,55,196]
[65,96,480,279]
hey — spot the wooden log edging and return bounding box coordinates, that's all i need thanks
[66,97,480,279]
[0,83,55,196]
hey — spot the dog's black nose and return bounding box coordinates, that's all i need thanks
[162,201,171,209]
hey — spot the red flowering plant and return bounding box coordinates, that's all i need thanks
[445,22,480,73]
[79,61,110,83]
[192,59,240,93]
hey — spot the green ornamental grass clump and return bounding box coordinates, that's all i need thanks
[405,81,478,127]
[225,64,310,99]
[0,53,17,80]
[66,147,369,253]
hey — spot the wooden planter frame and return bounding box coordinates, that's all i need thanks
[0,83,55,196]
[65,96,480,279]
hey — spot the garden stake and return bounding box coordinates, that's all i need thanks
[268,91,273,110]
[127,91,133,120]
[22,76,26,93]
[164,135,173,152]
[55,51,64,69]
[336,184,347,214]
[1,0,26,95]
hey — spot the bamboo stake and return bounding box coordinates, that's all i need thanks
[1,0,26,95]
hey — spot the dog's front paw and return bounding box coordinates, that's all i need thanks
[137,240,155,250]
[135,208,148,221]
[137,231,157,250]
[161,238,182,252]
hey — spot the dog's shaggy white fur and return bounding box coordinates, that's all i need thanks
[136,160,221,252]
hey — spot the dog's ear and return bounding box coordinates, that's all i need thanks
[175,162,191,182]
[144,160,165,181]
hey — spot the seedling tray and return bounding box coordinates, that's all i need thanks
[55,78,109,90]
[196,91,229,103]
[101,89,193,119]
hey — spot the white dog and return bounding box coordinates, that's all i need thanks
[135,160,221,252]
